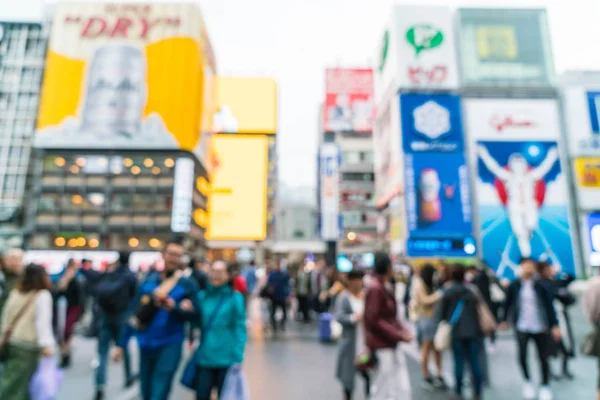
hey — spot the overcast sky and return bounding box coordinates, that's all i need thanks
[3,0,600,189]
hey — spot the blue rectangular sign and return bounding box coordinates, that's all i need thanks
[404,152,476,257]
[401,93,464,153]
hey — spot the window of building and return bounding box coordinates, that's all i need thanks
[38,193,59,211]
[293,229,305,238]
[342,172,374,182]
[110,194,133,211]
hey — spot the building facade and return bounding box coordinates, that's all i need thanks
[0,20,49,248]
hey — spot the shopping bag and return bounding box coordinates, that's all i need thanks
[434,321,452,351]
[30,356,64,400]
[221,365,250,400]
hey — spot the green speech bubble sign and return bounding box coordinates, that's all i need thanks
[406,24,444,57]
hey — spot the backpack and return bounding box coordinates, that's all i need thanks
[96,270,135,315]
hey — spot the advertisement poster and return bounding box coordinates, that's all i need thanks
[572,157,600,210]
[458,8,554,86]
[34,2,217,162]
[476,140,575,278]
[463,99,561,142]
[562,88,600,156]
[324,68,374,133]
[400,93,464,153]
[404,153,475,257]
[373,95,402,208]
[214,77,278,135]
[586,213,600,266]
[207,135,268,241]
[375,5,458,103]
[319,144,342,240]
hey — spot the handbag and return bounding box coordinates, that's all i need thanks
[181,292,229,390]
[130,272,182,330]
[354,350,378,372]
[29,356,64,400]
[434,299,464,351]
[0,292,38,362]
[220,364,250,400]
[468,284,497,336]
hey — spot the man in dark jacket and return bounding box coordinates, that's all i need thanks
[501,257,561,400]
[267,260,291,334]
[81,252,139,400]
[438,266,485,400]
[112,240,201,400]
[364,252,412,400]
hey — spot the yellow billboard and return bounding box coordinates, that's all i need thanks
[34,2,217,167]
[214,77,277,134]
[575,158,600,188]
[207,135,268,240]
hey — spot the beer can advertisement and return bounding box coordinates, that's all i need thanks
[214,77,277,135]
[458,8,554,87]
[562,88,600,156]
[400,93,464,153]
[206,135,268,241]
[323,68,374,133]
[34,2,217,160]
[319,144,342,241]
[475,141,575,278]
[403,153,475,257]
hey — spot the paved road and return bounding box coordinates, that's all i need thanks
[59,299,598,400]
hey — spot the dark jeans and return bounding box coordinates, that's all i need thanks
[96,313,132,389]
[452,338,483,397]
[270,299,287,332]
[195,366,229,400]
[517,331,551,385]
[139,342,183,400]
[297,295,311,322]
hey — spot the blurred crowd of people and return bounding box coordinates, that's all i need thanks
[1,244,600,400]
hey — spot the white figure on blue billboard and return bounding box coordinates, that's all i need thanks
[477,144,559,258]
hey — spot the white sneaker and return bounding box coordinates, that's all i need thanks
[522,382,536,400]
[539,386,553,400]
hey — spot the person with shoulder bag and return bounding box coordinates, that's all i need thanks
[335,270,370,400]
[0,264,56,400]
[181,260,247,400]
[364,253,412,400]
[436,265,486,400]
[111,240,200,400]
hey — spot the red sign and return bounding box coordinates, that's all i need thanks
[490,115,536,133]
[324,68,374,133]
[63,4,181,40]
[408,65,447,85]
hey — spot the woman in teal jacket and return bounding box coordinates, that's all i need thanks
[191,260,247,400]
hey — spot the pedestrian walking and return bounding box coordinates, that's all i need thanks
[266,260,291,335]
[537,261,576,380]
[501,257,561,400]
[335,270,370,400]
[80,252,139,400]
[53,258,84,369]
[582,273,600,400]
[437,265,485,400]
[364,252,412,400]
[410,264,445,390]
[112,240,200,400]
[242,260,258,295]
[0,264,56,400]
[295,261,312,323]
[0,249,25,316]
[182,260,247,400]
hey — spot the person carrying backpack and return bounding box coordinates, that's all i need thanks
[80,252,139,400]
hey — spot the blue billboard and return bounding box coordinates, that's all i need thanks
[404,152,476,257]
[401,93,464,153]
